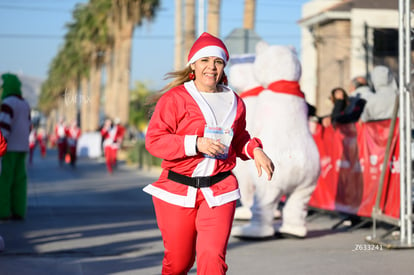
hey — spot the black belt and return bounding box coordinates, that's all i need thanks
[167,170,231,188]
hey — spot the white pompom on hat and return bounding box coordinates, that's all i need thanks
[187,32,229,66]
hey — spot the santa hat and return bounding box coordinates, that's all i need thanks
[187,32,229,66]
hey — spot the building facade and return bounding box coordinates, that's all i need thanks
[299,0,399,116]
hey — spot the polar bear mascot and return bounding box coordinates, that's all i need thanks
[228,54,263,220]
[231,42,321,239]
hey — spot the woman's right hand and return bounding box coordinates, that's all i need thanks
[196,137,225,158]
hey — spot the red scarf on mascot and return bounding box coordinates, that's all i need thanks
[267,80,304,99]
[240,86,264,99]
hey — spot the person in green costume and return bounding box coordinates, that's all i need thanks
[0,73,31,220]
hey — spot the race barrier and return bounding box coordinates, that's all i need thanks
[310,119,400,218]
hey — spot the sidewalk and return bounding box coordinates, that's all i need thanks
[0,149,413,275]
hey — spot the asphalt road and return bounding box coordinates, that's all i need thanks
[0,148,413,275]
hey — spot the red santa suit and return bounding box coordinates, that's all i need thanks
[143,81,262,208]
[0,130,7,174]
[55,121,67,165]
[0,131,6,156]
[28,128,37,165]
[143,32,269,275]
[66,123,81,167]
[36,128,47,158]
[143,80,262,274]
[101,122,124,173]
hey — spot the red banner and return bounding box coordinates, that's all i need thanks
[310,119,400,218]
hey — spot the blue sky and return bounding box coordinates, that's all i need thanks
[0,0,309,90]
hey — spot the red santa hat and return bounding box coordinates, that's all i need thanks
[187,32,229,66]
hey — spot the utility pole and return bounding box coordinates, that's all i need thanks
[184,0,196,64]
[207,0,221,37]
[198,0,205,36]
[243,0,256,30]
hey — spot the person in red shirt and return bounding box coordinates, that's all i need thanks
[0,130,7,158]
[28,126,37,165]
[55,118,68,166]
[66,121,81,168]
[0,130,6,250]
[143,32,274,275]
[36,127,47,158]
[101,118,124,173]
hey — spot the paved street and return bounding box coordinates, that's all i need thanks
[0,148,413,275]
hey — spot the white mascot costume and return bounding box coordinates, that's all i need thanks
[229,54,263,220]
[231,43,321,239]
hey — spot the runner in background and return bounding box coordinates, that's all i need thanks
[66,120,81,168]
[101,118,125,174]
[37,127,47,158]
[28,126,37,165]
[55,118,68,167]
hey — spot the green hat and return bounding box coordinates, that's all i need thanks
[1,73,22,100]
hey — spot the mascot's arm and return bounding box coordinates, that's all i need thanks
[145,93,195,161]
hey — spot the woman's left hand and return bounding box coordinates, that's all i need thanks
[253,148,274,181]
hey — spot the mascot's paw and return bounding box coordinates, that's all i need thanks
[278,224,307,239]
[274,209,282,219]
[231,223,275,239]
[234,206,252,220]
[234,207,281,221]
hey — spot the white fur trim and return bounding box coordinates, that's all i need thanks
[187,46,228,65]
[244,142,253,159]
[184,81,238,177]
[143,184,240,208]
[201,188,241,207]
[143,184,197,208]
[185,135,198,156]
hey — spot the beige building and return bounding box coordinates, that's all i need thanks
[299,0,399,116]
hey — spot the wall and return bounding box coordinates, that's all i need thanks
[315,19,351,116]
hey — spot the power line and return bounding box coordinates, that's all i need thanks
[0,34,176,40]
[0,4,70,12]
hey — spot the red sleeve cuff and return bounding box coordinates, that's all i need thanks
[246,137,263,159]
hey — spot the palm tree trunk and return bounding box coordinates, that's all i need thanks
[104,47,115,119]
[57,96,65,123]
[184,0,196,60]
[207,0,221,36]
[80,76,90,132]
[111,22,133,125]
[66,80,78,124]
[89,53,102,131]
[243,0,256,30]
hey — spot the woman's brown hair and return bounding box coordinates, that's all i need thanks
[146,64,227,114]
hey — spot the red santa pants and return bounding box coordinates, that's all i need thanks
[68,145,77,166]
[104,146,117,173]
[57,138,67,163]
[39,142,46,157]
[153,190,236,275]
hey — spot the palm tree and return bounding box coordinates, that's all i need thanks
[39,35,82,125]
[108,0,160,125]
[39,1,161,132]
[79,0,112,131]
